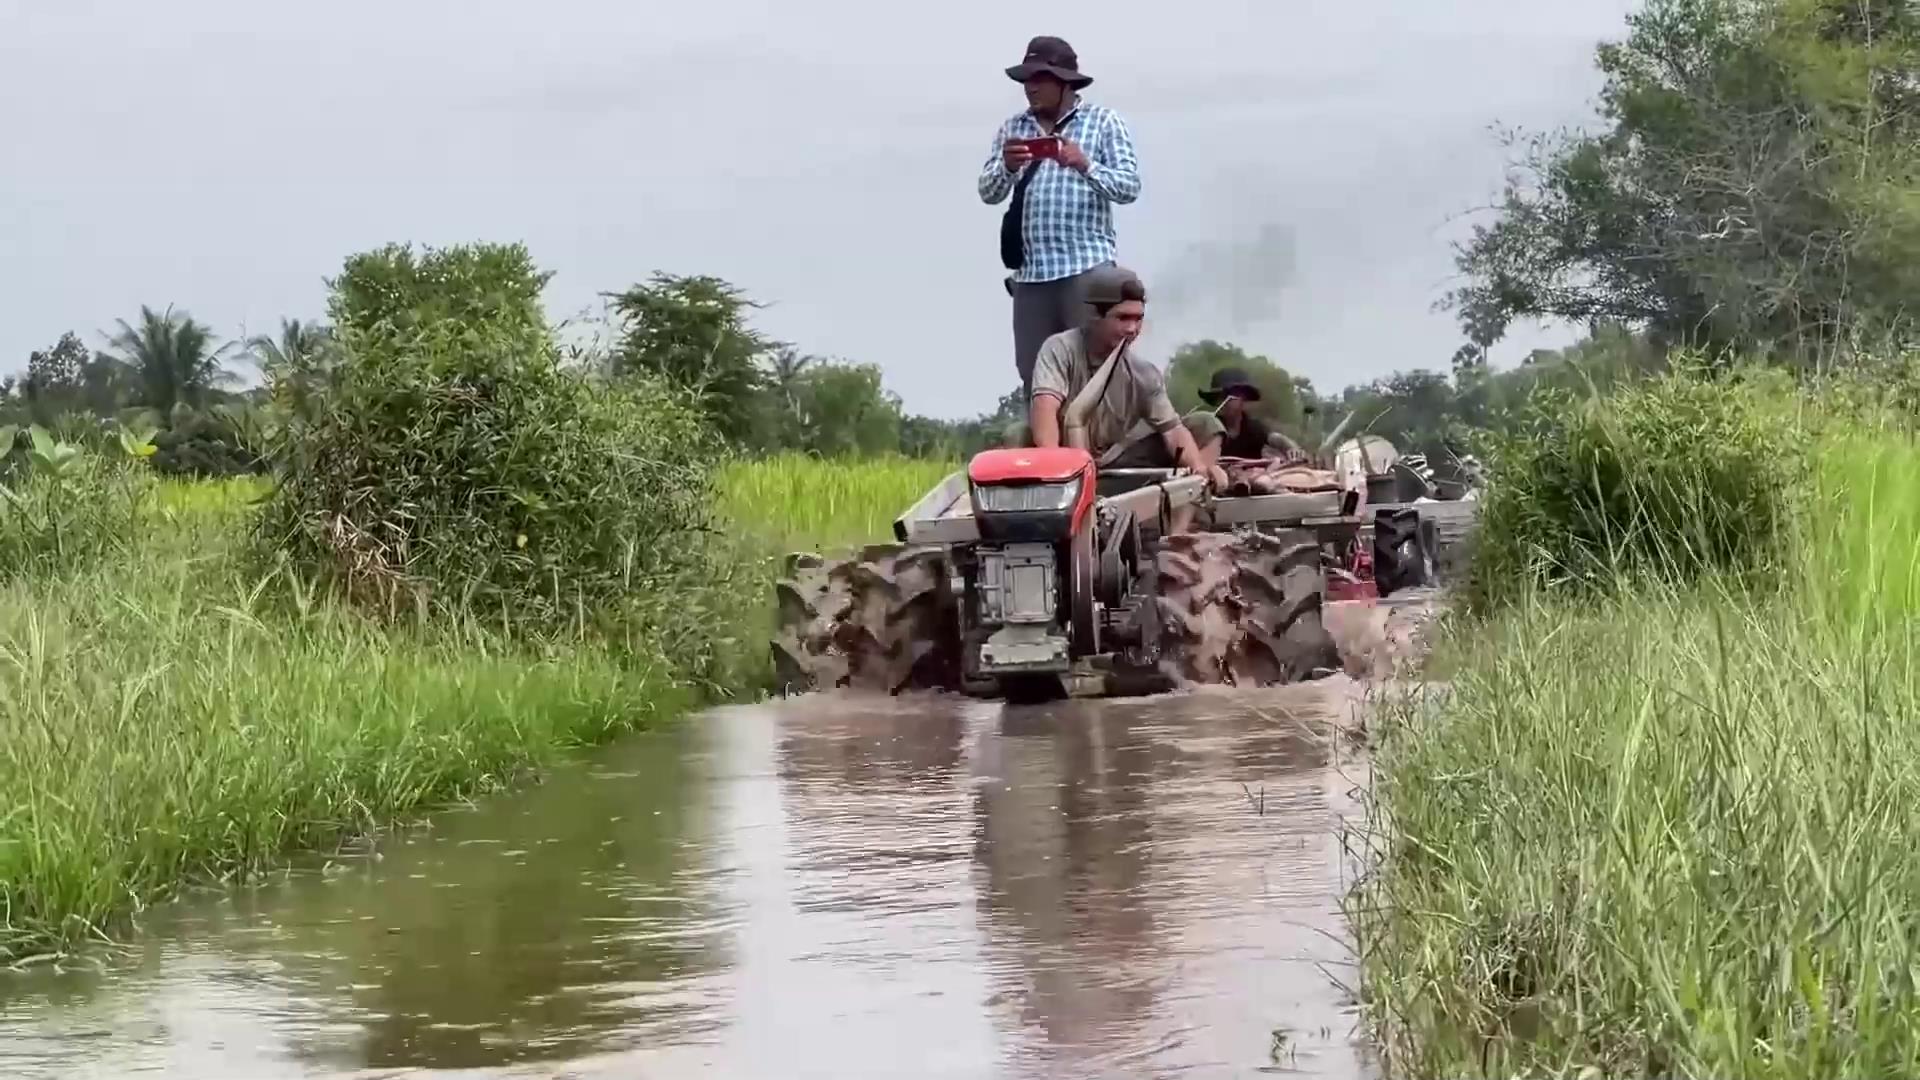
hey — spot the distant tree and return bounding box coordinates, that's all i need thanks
[604,273,775,439]
[20,332,96,424]
[758,346,822,448]
[25,332,86,397]
[1164,340,1310,431]
[767,346,814,408]
[1446,0,1920,362]
[785,360,904,457]
[102,306,241,413]
[248,317,332,374]
[899,414,964,459]
[249,317,337,420]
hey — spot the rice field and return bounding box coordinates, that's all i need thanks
[716,453,957,554]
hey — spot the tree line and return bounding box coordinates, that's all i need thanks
[7,276,1554,479]
[16,0,1902,476]
[0,283,1670,483]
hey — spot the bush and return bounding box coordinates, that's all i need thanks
[1467,360,1805,610]
[257,242,722,633]
[149,405,268,478]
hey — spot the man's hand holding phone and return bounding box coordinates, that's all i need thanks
[1004,136,1064,172]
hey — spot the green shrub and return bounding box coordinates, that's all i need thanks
[257,242,723,633]
[148,405,268,478]
[328,241,550,348]
[1467,360,1804,610]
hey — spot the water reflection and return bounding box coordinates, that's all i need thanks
[281,720,726,1071]
[0,684,1373,1079]
[973,702,1166,1071]
[1,722,729,1076]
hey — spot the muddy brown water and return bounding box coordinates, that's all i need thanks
[0,671,1400,1079]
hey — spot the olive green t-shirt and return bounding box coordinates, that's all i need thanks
[1029,328,1183,459]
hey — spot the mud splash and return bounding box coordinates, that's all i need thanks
[1324,588,1447,682]
[0,677,1393,1079]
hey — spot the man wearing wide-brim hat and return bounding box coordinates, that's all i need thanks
[979,35,1142,401]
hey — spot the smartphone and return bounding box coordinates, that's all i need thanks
[1012,136,1060,160]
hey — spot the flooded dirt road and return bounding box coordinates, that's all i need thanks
[0,680,1383,1079]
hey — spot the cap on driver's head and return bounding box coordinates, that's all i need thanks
[1082,265,1146,309]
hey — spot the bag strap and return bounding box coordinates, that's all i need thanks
[1097,420,1159,467]
[1005,157,1043,226]
[1001,111,1079,270]
[1090,358,1161,468]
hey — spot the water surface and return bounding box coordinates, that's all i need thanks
[0,684,1377,1079]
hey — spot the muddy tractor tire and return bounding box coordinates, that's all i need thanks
[771,544,961,695]
[1372,508,1437,596]
[1152,529,1340,688]
[1230,528,1344,683]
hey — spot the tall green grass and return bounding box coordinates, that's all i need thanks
[1352,428,1920,1076]
[717,453,956,554]
[0,522,697,961]
[0,455,921,961]
[1809,432,1920,631]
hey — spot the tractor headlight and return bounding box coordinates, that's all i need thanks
[973,477,1083,514]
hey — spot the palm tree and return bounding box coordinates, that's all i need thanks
[103,305,241,413]
[247,317,337,415]
[764,346,819,449]
[767,346,818,412]
[247,317,331,373]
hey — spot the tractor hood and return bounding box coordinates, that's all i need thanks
[968,447,1093,486]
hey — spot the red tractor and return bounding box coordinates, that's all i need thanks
[773,436,1462,701]
[773,339,1466,700]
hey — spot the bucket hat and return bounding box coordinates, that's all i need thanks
[1006,36,1093,88]
[1198,366,1262,404]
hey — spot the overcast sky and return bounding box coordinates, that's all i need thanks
[2,0,1640,420]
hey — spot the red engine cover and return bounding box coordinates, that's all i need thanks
[967,447,1098,535]
[968,446,1092,485]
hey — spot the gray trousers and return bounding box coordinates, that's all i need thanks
[1010,262,1112,399]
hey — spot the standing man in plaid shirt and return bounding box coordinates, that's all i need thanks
[979,36,1142,399]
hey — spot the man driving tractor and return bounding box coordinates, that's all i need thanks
[1022,265,1228,530]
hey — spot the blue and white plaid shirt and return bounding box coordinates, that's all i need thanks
[978,100,1141,284]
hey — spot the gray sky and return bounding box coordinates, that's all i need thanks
[2,0,1639,420]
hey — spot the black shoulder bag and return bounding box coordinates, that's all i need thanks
[999,159,1041,271]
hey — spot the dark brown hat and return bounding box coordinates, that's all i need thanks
[1006,36,1093,88]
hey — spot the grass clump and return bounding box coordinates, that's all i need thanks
[1353,404,1920,1075]
[258,241,720,633]
[0,543,676,960]
[1466,362,1805,611]
[0,424,156,580]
